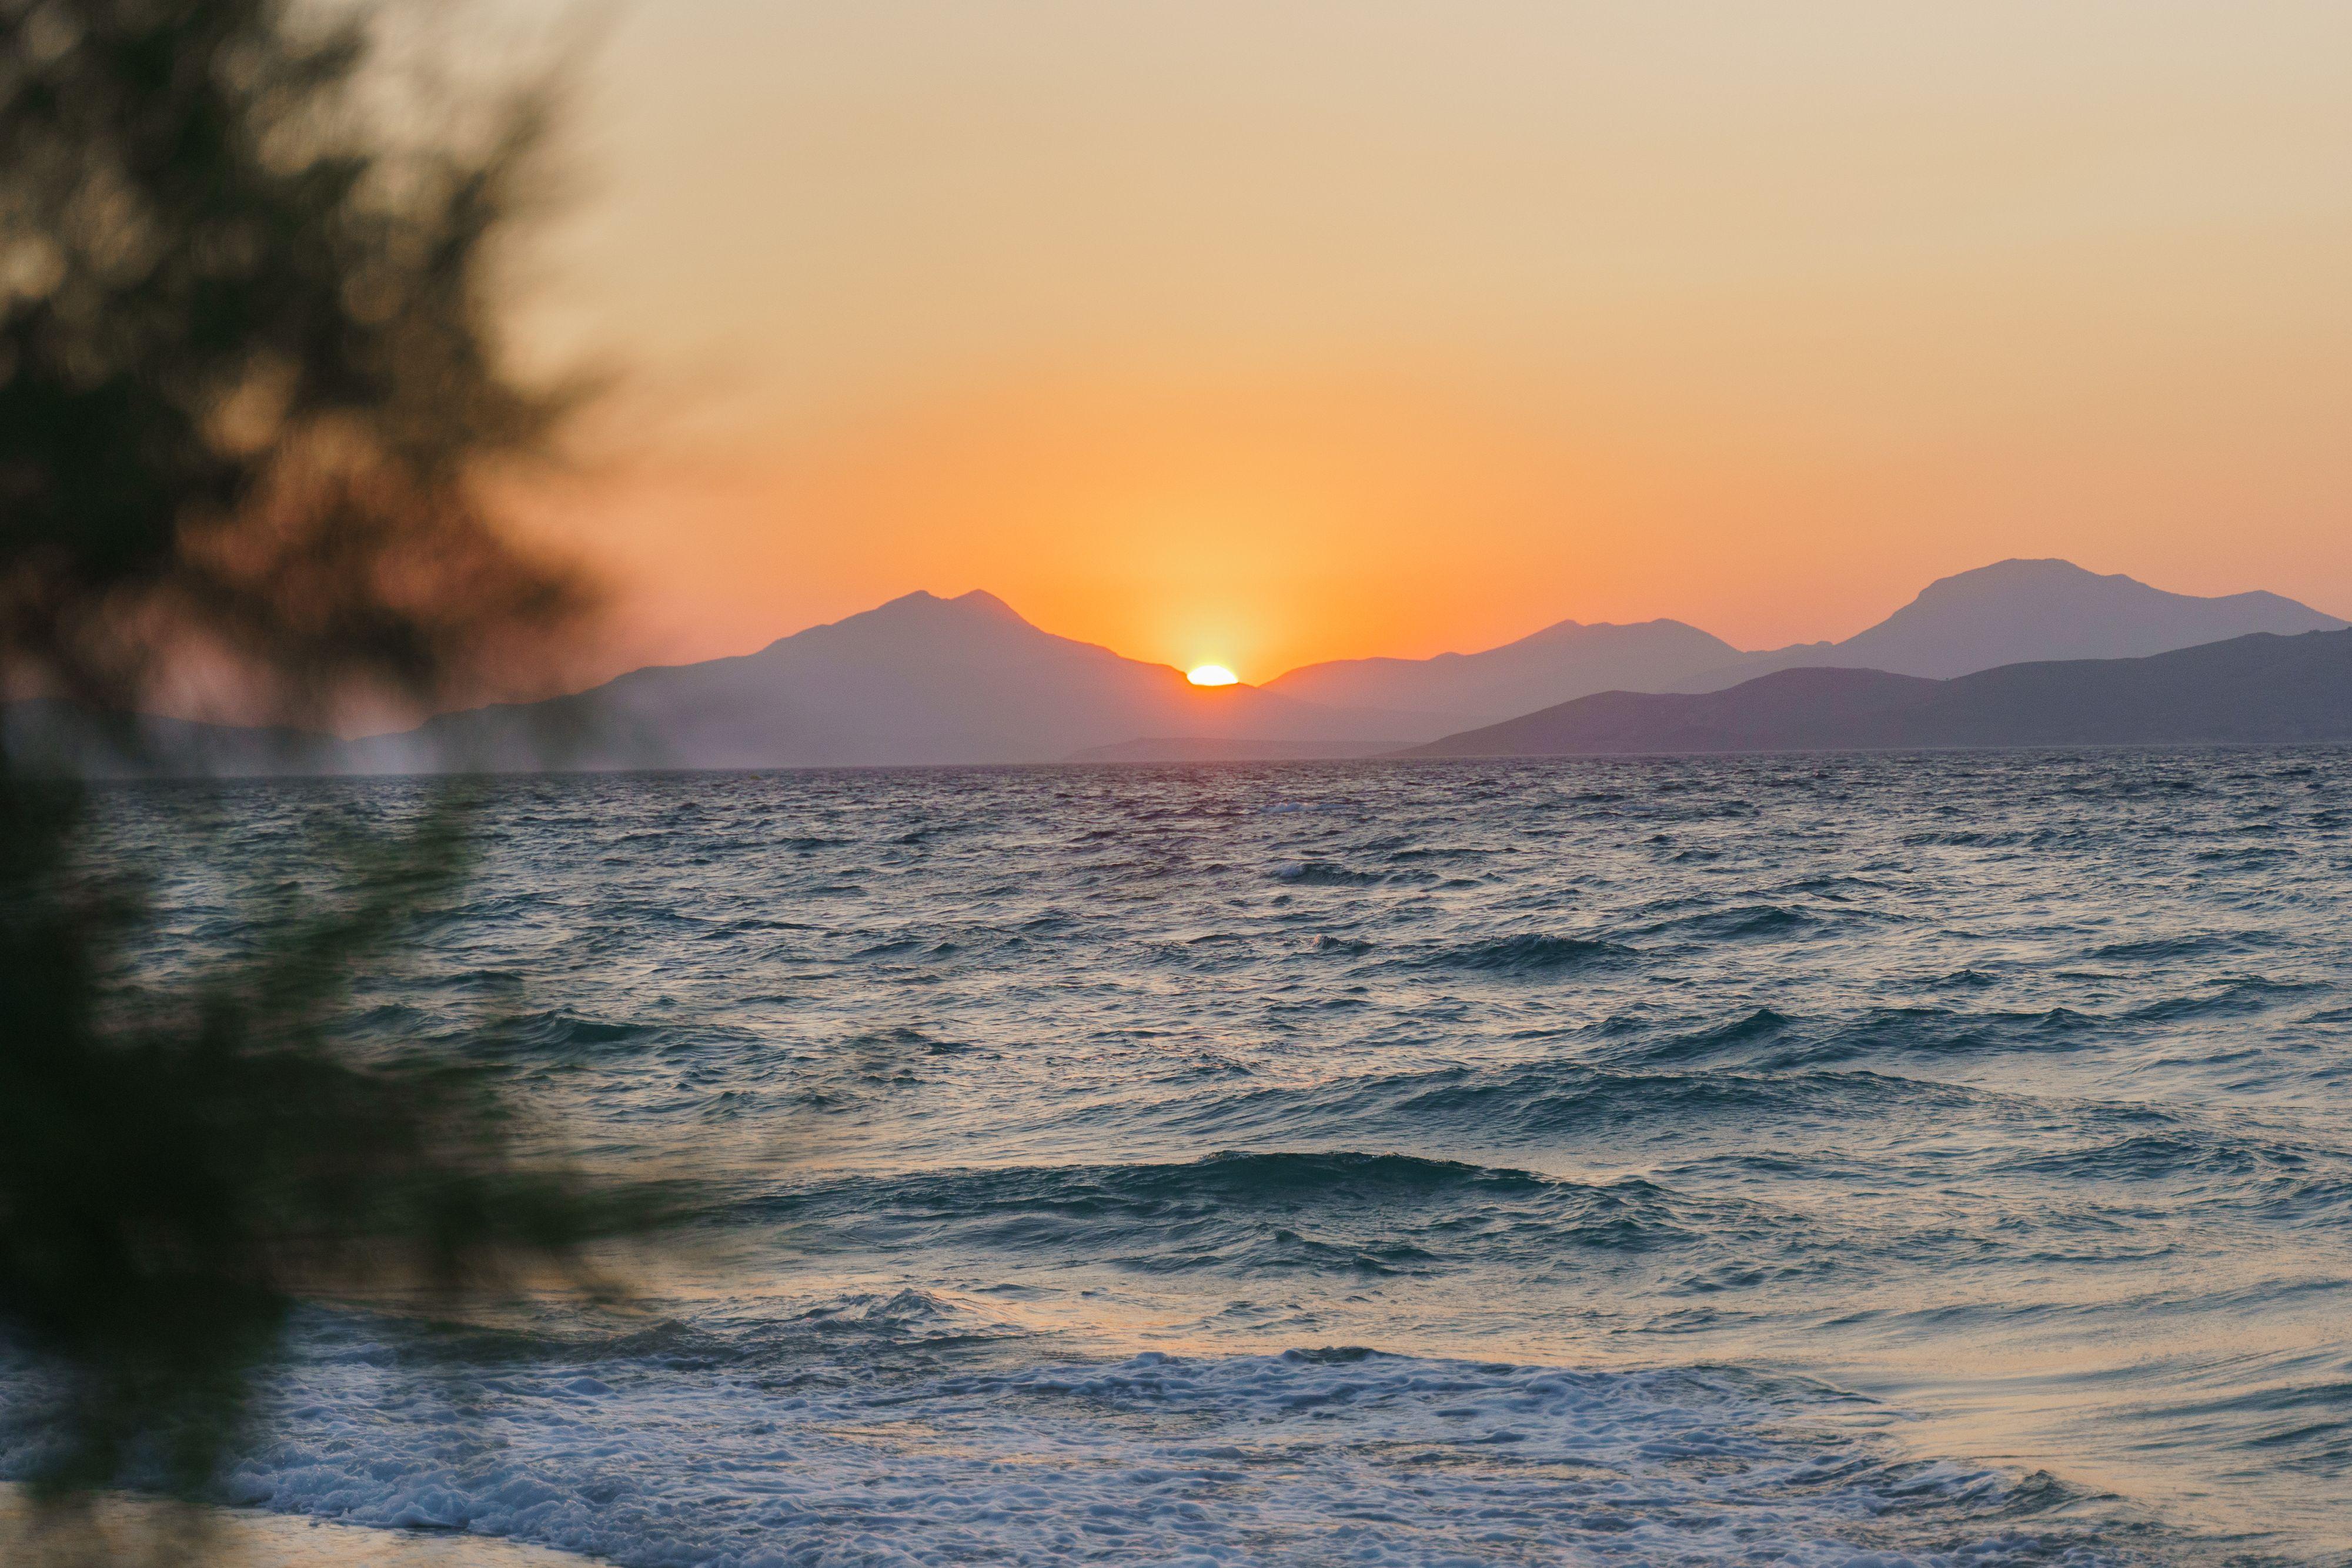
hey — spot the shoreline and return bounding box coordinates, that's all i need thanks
[0,1486,592,1566]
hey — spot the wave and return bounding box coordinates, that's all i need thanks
[1144,1059,1986,1154]
[1642,902,1820,941]
[788,1286,1029,1343]
[1412,932,1636,975]
[175,1338,2183,1568]
[502,1008,657,1052]
[2122,976,2334,1024]
[753,1152,1744,1276]
[1268,859,1385,886]
[2091,932,2278,962]
[1610,1004,2108,1072]
[1993,1126,2352,1205]
[1312,933,1374,955]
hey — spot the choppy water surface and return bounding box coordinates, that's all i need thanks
[26,753,2352,1565]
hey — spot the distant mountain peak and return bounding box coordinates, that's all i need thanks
[870,587,1024,618]
[1867,557,2341,640]
[744,588,1044,661]
[1514,616,1590,642]
[1912,558,2131,599]
[1905,556,2331,613]
[829,588,1041,638]
[1952,557,2100,577]
[1660,557,2346,691]
[950,589,1025,620]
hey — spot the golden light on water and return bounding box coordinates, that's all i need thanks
[1187,665,1238,687]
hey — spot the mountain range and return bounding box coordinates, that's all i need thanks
[1264,559,2344,714]
[1408,628,2352,757]
[6,558,2344,773]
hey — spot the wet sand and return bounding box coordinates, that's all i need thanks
[0,1486,589,1566]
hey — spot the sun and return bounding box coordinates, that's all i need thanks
[1187,664,1238,687]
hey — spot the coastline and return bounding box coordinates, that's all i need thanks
[0,1486,590,1566]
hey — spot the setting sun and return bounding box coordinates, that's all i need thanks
[1185,665,1238,687]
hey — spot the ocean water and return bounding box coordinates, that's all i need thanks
[13,751,2352,1566]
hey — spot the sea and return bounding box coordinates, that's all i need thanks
[12,750,2352,1567]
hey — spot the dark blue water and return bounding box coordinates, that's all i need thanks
[23,751,2352,1566]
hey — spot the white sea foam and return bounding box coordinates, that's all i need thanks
[196,1315,2139,1568]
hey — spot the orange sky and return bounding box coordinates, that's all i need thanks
[509,0,2351,686]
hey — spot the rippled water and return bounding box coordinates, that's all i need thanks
[16,751,2352,1566]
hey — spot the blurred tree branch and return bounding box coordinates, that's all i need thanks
[1,0,593,716]
[0,0,657,1536]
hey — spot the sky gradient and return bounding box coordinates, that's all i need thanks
[516,1,2351,683]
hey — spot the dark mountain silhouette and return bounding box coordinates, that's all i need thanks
[19,564,2347,774]
[1672,559,2346,690]
[1407,629,2352,757]
[1255,560,2341,723]
[348,589,1442,770]
[1265,617,1742,720]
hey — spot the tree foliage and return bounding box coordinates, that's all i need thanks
[1,0,587,711]
[0,0,644,1517]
